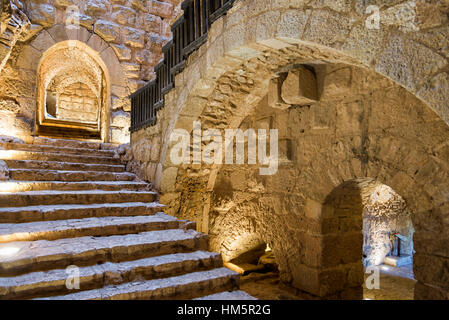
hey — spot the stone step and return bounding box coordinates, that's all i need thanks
[194,290,257,300]
[0,181,149,193]
[0,150,121,165]
[0,202,165,223]
[0,212,181,243]
[0,251,222,299]
[0,190,157,207]
[0,229,208,276]
[31,137,115,151]
[35,268,239,300]
[9,169,137,182]
[4,160,125,172]
[0,142,116,158]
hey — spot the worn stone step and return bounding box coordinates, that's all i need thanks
[0,142,116,158]
[0,202,165,223]
[9,169,137,182]
[4,160,125,172]
[0,212,181,243]
[0,181,149,193]
[31,137,116,151]
[0,150,121,165]
[35,267,239,300]
[0,251,222,299]
[194,290,257,300]
[0,190,157,207]
[0,229,209,276]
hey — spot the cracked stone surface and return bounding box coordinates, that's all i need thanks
[0,138,251,299]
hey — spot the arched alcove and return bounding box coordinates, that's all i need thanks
[36,40,111,141]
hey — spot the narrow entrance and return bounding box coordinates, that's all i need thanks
[36,41,109,141]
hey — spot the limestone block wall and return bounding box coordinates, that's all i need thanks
[126,0,449,299]
[0,0,181,143]
[198,65,445,299]
[19,0,180,82]
[57,82,99,122]
[0,0,30,72]
[362,183,413,266]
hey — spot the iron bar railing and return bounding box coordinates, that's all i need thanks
[130,0,236,132]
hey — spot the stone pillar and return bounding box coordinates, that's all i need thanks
[296,185,365,299]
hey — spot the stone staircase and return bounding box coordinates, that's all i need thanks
[0,137,254,300]
[0,0,30,73]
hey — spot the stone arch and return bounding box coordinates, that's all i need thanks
[14,24,128,142]
[318,178,418,299]
[129,0,449,299]
[36,40,111,141]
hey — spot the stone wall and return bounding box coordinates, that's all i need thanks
[20,0,180,82]
[57,82,99,122]
[0,0,181,143]
[123,0,449,299]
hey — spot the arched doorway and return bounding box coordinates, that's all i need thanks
[322,179,416,300]
[36,40,111,141]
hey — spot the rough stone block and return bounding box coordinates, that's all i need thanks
[322,67,352,97]
[123,27,145,48]
[85,0,109,16]
[111,44,132,61]
[111,110,130,128]
[94,20,121,43]
[415,281,449,300]
[281,67,318,105]
[276,9,310,39]
[322,232,363,267]
[87,33,108,53]
[100,47,126,86]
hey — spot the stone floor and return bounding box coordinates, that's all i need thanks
[363,263,415,300]
[240,272,303,300]
[239,263,416,300]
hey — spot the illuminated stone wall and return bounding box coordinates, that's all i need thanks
[56,82,99,123]
[125,0,449,300]
[0,0,181,143]
[362,183,413,266]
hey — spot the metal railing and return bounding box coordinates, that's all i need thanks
[130,0,235,132]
